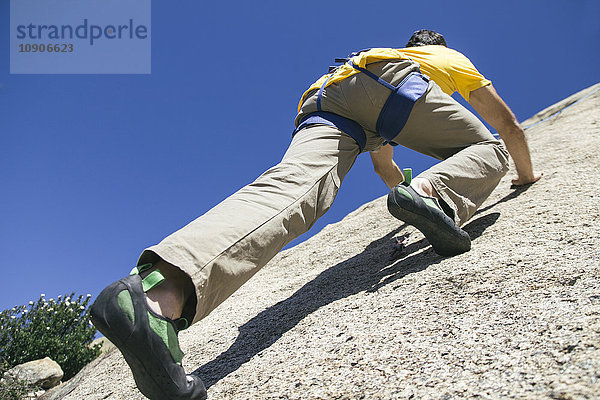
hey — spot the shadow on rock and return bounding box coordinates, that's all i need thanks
[193,211,500,388]
[476,185,530,215]
[463,212,500,240]
[368,212,499,293]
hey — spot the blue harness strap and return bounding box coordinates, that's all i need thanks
[348,61,396,91]
[375,72,429,142]
[348,60,429,143]
[316,73,336,112]
[293,111,367,151]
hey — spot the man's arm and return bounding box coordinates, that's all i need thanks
[370,144,404,189]
[469,84,542,186]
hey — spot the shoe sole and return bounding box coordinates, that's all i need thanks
[387,187,471,256]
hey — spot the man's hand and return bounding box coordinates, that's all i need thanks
[511,171,543,186]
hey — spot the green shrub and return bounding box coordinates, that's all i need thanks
[0,293,101,381]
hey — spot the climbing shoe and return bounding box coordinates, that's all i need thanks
[387,183,471,256]
[90,264,207,400]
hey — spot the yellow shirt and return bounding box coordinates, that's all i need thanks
[298,45,490,112]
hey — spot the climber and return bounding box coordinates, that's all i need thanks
[90,29,541,400]
[370,29,541,194]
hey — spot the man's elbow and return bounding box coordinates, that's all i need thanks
[498,120,525,139]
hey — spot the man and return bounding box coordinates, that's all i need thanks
[90,30,540,399]
[371,29,541,255]
[371,29,541,193]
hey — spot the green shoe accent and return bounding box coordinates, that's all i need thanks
[395,186,413,201]
[141,270,165,292]
[174,317,189,331]
[129,264,166,293]
[402,168,412,185]
[422,196,442,211]
[117,290,135,324]
[130,263,153,276]
[147,311,184,365]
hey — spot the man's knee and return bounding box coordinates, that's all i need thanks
[494,141,510,174]
[476,139,510,176]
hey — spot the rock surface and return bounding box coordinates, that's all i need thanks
[90,336,116,355]
[42,83,600,399]
[4,357,63,390]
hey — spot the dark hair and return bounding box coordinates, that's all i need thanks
[405,29,447,47]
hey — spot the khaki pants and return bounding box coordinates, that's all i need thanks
[140,60,509,324]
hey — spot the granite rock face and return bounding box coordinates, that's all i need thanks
[90,336,116,355]
[4,357,63,390]
[42,83,600,399]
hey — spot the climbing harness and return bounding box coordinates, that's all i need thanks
[294,49,430,150]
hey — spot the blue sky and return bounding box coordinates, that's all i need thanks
[1,0,599,311]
